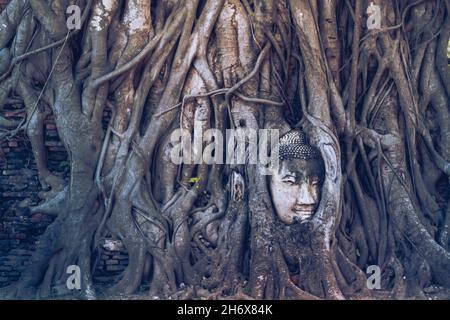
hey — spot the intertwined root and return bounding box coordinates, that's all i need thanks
[0,0,449,300]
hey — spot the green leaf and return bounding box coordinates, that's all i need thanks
[189,177,200,183]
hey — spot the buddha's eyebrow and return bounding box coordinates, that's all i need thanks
[281,171,297,179]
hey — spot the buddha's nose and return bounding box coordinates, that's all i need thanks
[296,183,315,206]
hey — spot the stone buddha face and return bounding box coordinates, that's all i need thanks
[269,131,324,225]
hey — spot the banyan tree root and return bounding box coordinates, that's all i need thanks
[0,0,449,300]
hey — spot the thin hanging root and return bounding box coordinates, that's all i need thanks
[154,86,283,118]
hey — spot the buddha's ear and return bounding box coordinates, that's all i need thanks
[268,165,279,177]
[268,159,282,175]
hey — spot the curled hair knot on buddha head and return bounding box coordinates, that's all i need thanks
[278,130,321,161]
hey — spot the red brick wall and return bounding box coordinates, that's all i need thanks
[0,109,123,287]
[0,0,127,291]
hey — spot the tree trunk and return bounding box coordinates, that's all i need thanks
[0,0,449,299]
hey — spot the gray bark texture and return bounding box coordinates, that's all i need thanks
[0,0,449,299]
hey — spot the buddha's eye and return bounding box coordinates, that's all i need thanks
[282,176,296,185]
[311,178,320,186]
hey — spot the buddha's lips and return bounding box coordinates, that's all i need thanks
[292,205,316,214]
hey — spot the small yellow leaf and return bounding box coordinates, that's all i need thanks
[189,177,200,183]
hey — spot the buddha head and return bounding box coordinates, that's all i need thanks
[269,130,325,225]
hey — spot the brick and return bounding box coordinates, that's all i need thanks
[31,213,43,223]
[8,141,18,147]
[45,141,62,147]
[2,170,19,175]
[0,271,19,277]
[94,276,117,283]
[105,265,124,272]
[0,266,13,271]
[2,260,17,266]
[13,233,27,240]
[47,146,66,152]
[3,111,23,117]
[46,124,57,130]
[112,255,128,260]
[11,183,28,191]
[45,132,59,138]
[0,240,12,247]
[3,176,29,182]
[8,249,31,256]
